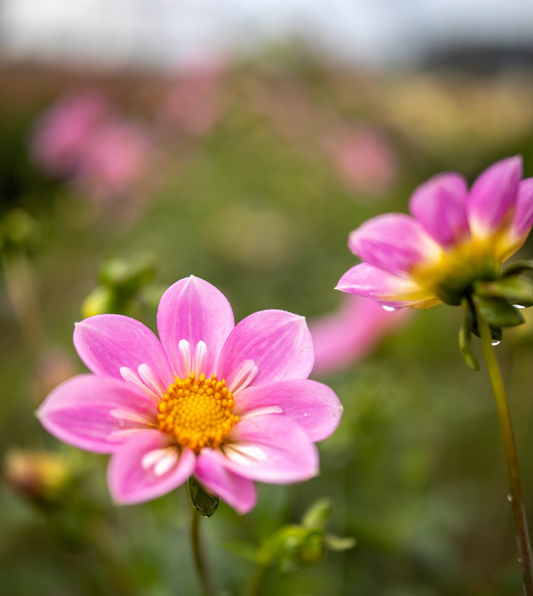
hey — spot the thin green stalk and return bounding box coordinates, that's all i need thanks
[244,564,266,596]
[190,507,215,596]
[478,313,533,595]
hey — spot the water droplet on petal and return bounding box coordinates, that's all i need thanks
[303,412,308,417]
[491,340,501,347]
[514,304,526,309]
[382,305,397,312]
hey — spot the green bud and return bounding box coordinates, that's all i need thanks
[99,253,157,296]
[81,286,114,318]
[302,497,334,529]
[187,476,219,518]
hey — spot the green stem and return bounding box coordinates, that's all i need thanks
[478,313,533,595]
[244,564,266,596]
[190,507,215,596]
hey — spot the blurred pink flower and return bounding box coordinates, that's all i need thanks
[38,276,342,514]
[160,65,225,137]
[31,91,110,177]
[337,156,533,309]
[75,119,153,201]
[325,125,398,197]
[310,295,411,375]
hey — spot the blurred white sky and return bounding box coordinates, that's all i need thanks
[1,0,533,68]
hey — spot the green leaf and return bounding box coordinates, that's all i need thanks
[472,295,524,328]
[324,534,357,551]
[502,260,533,277]
[302,497,334,529]
[221,541,263,563]
[475,276,533,307]
[458,298,479,371]
[187,477,219,518]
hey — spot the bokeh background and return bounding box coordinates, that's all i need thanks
[2,1,533,595]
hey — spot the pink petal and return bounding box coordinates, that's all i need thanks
[195,448,257,514]
[108,430,196,504]
[216,310,314,389]
[348,214,442,276]
[409,172,469,247]
[157,276,235,378]
[467,155,522,237]
[216,414,319,484]
[37,374,157,453]
[74,315,174,390]
[513,178,533,240]
[235,379,342,442]
[336,263,440,309]
[310,295,411,375]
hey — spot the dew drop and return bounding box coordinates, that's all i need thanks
[514,304,526,309]
[491,340,501,347]
[382,305,397,312]
[507,494,513,502]
[303,412,308,417]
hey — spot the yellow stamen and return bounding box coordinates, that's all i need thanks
[157,372,238,454]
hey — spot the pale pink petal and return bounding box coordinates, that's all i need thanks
[108,430,196,504]
[310,295,411,374]
[216,310,314,388]
[467,155,522,237]
[37,375,156,454]
[195,448,257,514]
[157,276,235,378]
[513,178,533,239]
[73,315,174,389]
[215,415,319,484]
[409,172,469,247]
[348,214,442,276]
[235,380,342,442]
[336,263,440,309]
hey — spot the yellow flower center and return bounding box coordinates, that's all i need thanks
[157,372,239,454]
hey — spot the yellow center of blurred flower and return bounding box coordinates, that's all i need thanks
[411,239,501,305]
[157,372,238,453]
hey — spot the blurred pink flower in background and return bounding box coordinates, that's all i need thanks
[310,295,411,375]
[75,119,153,202]
[324,125,398,197]
[159,63,225,137]
[31,90,110,177]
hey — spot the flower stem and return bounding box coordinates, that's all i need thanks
[478,314,533,594]
[190,506,215,596]
[244,564,266,596]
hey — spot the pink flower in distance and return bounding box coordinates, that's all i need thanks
[31,91,110,177]
[337,156,533,309]
[75,119,153,201]
[310,296,411,375]
[325,126,398,197]
[160,64,225,137]
[38,276,342,514]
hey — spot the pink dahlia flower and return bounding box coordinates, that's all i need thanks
[310,296,411,375]
[337,156,533,309]
[37,276,342,514]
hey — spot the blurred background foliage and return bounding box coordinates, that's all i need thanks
[2,23,533,596]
